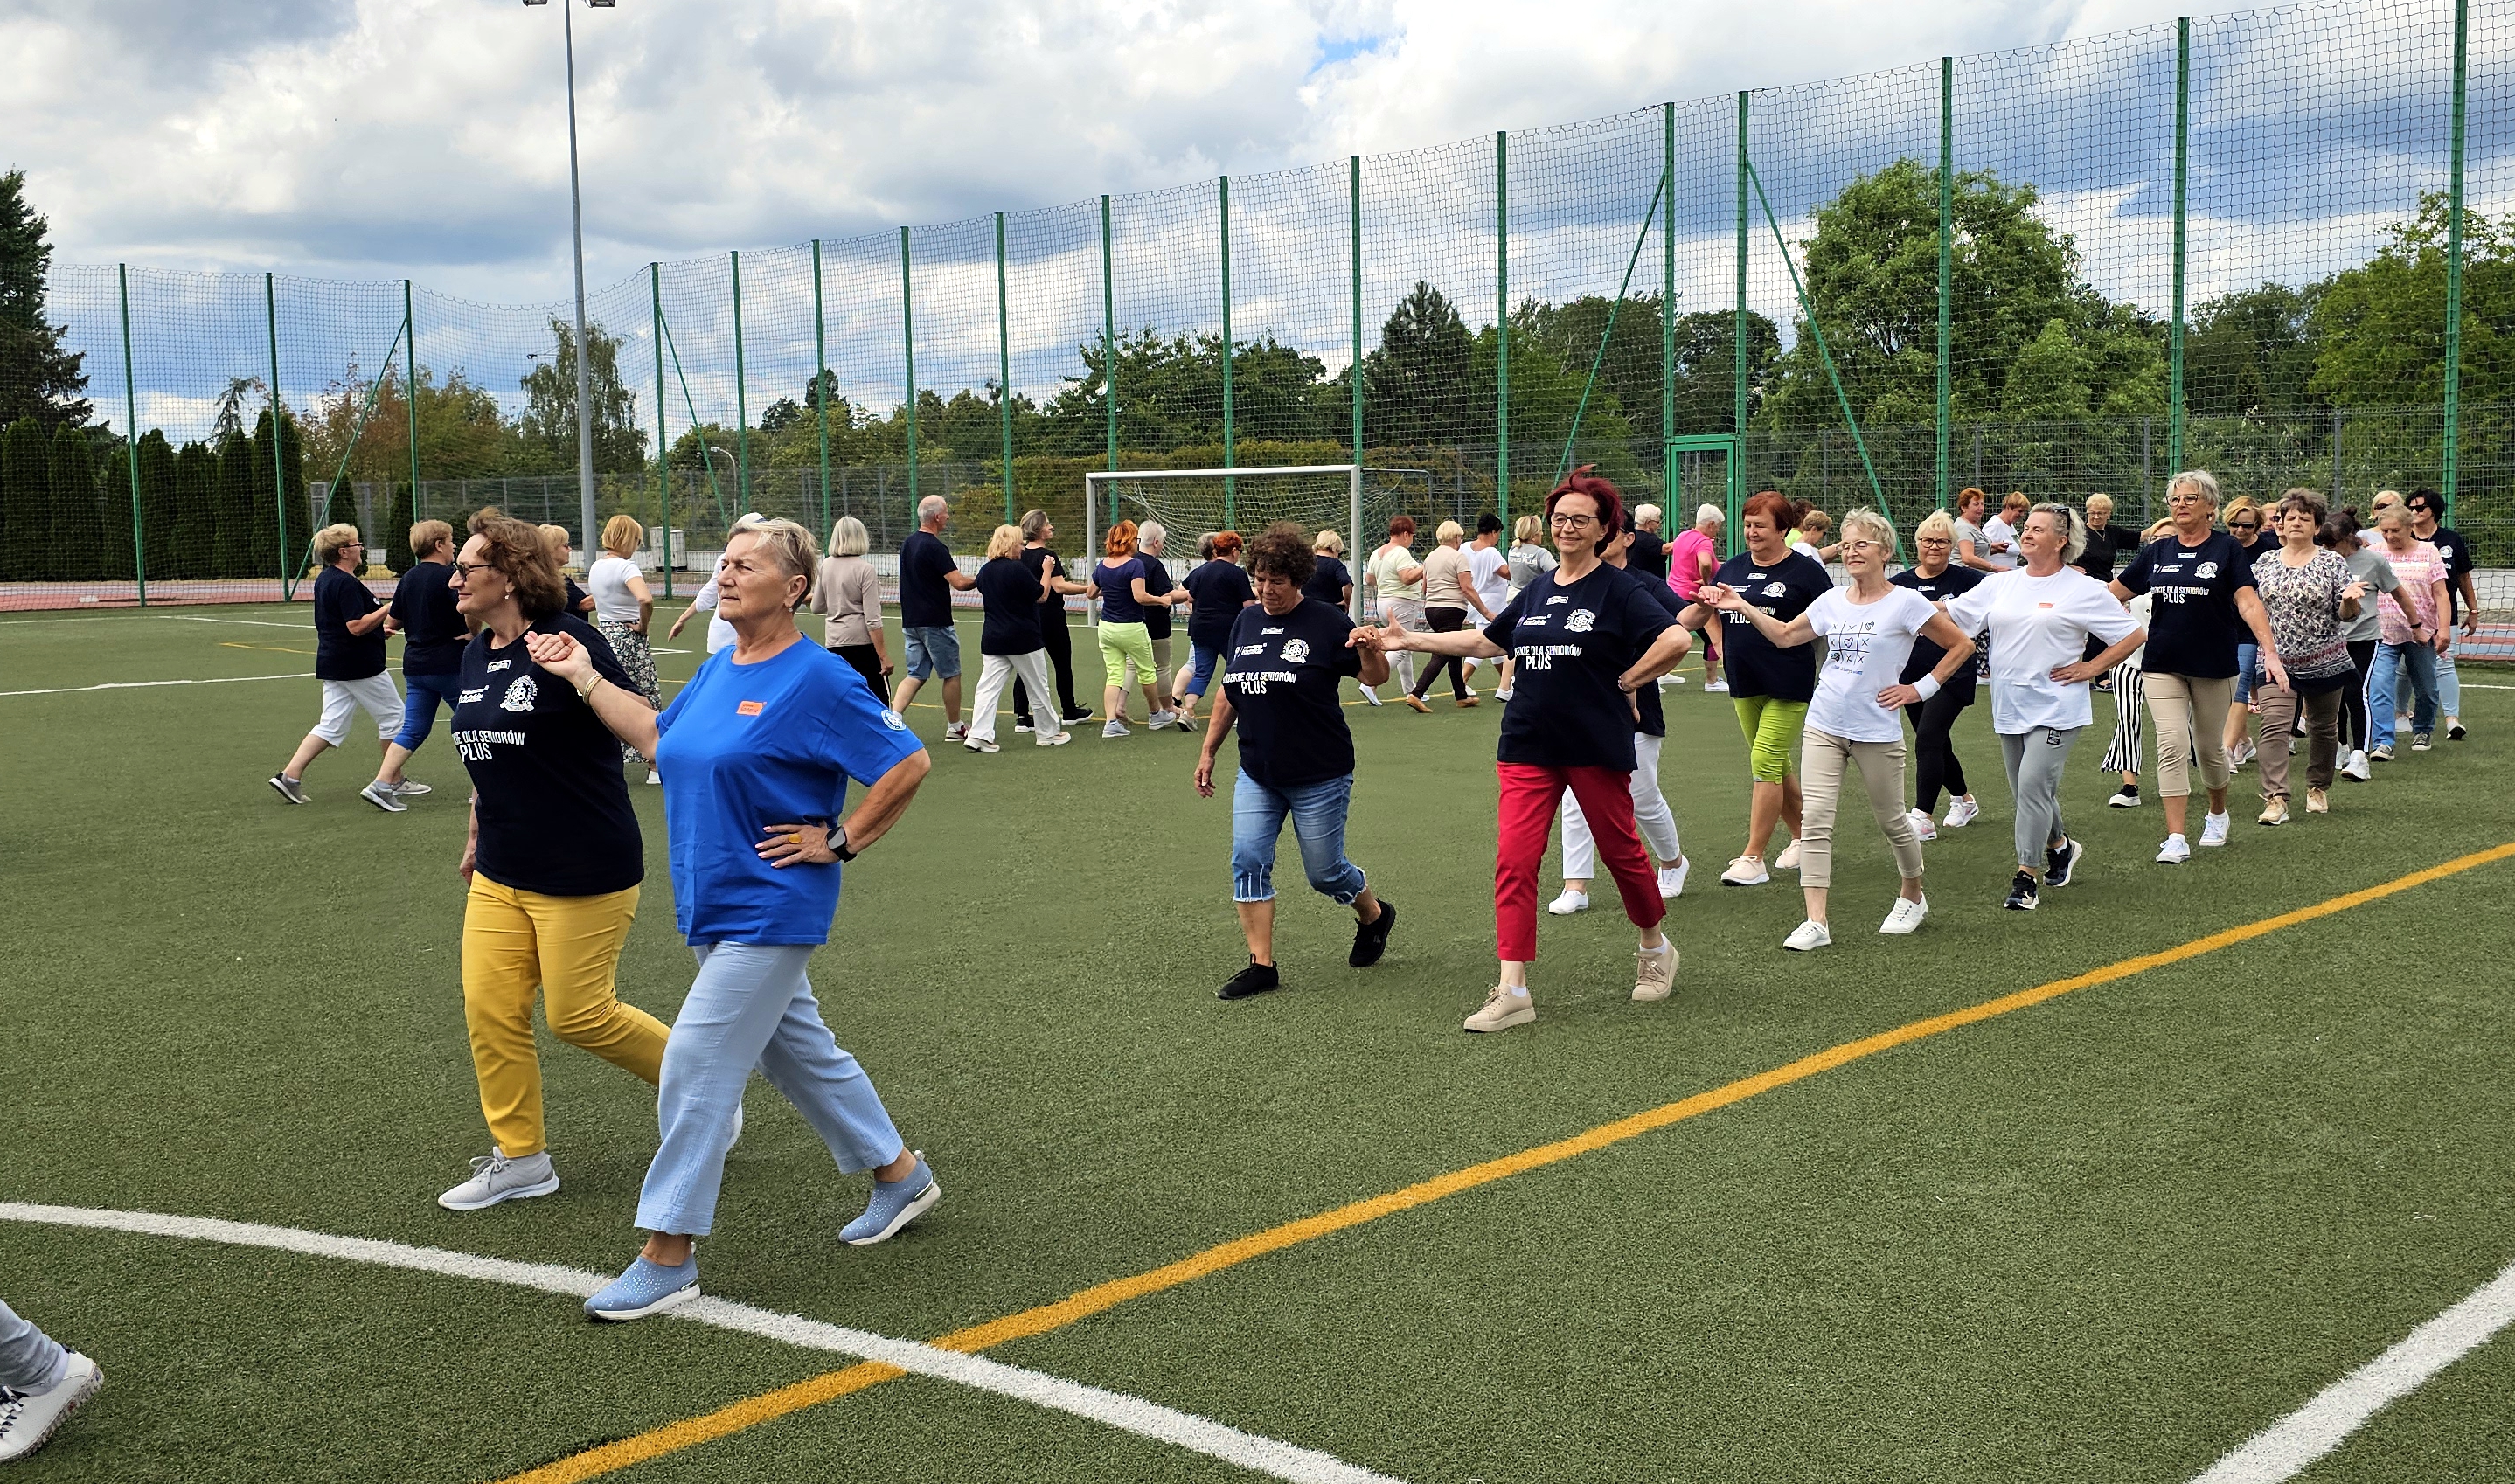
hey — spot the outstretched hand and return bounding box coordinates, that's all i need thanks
[1699,583,1747,613]
[525,630,594,685]
[1347,625,1393,652]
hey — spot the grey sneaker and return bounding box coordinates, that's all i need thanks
[1101,719,1130,739]
[437,1149,559,1210]
[267,773,309,804]
[358,780,409,813]
[392,780,433,797]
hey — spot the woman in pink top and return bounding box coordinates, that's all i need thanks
[2366,507,2449,756]
[1668,504,1727,693]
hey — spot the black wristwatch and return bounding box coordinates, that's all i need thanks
[831,826,858,863]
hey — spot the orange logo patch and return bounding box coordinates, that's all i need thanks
[736,700,765,716]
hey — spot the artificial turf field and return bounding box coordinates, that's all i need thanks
[3,599,2512,1484]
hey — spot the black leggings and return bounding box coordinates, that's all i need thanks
[1903,685,1974,813]
[829,643,887,702]
[2340,638,2377,751]
[1410,607,1475,700]
[1013,613,1082,723]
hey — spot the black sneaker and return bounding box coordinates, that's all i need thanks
[2004,870,2039,911]
[2108,785,2140,808]
[1349,898,1396,967]
[2045,836,2081,888]
[1219,959,1280,1001]
[2449,719,2468,741]
[1060,705,1094,725]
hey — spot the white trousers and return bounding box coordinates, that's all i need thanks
[969,650,1064,745]
[313,672,403,745]
[1560,732,1681,877]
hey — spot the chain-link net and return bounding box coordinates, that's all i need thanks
[8,0,2508,652]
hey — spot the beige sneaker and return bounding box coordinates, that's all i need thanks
[1463,985,1536,1033]
[2305,787,2329,815]
[1775,838,1803,870]
[2257,797,2289,827]
[1631,940,1678,1002]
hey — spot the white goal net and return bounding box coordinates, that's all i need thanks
[1085,465,1365,619]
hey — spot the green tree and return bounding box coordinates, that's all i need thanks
[0,170,91,432]
[134,429,176,581]
[2310,194,2515,410]
[46,422,94,579]
[323,478,359,547]
[1,416,48,579]
[212,428,257,578]
[250,407,305,579]
[384,481,417,572]
[1361,282,1479,447]
[516,319,647,474]
[172,439,217,580]
[2187,282,2324,417]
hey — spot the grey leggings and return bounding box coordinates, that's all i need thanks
[0,1296,69,1393]
[2000,725,2084,871]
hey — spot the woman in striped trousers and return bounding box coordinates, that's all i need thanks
[2102,590,2153,808]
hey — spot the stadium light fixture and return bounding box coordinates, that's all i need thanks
[522,0,611,557]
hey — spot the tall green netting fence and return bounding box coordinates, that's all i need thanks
[6,0,2509,654]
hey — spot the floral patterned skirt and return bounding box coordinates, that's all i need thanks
[597,620,663,768]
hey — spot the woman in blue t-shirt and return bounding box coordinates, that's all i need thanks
[532,514,940,1322]
[1191,524,1396,1001]
[1173,531,1254,728]
[963,524,1072,752]
[267,524,399,805]
[1086,519,1187,738]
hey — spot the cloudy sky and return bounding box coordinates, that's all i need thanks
[2,0,2234,302]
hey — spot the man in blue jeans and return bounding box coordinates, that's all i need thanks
[1191,524,1397,1000]
[0,1298,101,1460]
[889,495,976,741]
[366,519,472,811]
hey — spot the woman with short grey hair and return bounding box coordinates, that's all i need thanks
[268,522,399,805]
[811,514,891,700]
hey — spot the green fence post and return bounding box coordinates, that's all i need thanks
[1101,194,1118,517]
[1220,174,1235,524]
[900,226,918,510]
[1496,130,1510,524]
[1351,156,1364,473]
[731,249,751,507]
[996,212,1014,523]
[404,280,421,524]
[1732,92,1749,551]
[651,262,672,598]
[1937,57,1953,511]
[2444,0,2468,506]
[812,239,832,536]
[266,271,291,597]
[2170,17,2188,476]
[1662,103,1676,505]
[119,263,145,606]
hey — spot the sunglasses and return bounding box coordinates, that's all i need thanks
[2231,522,2260,531]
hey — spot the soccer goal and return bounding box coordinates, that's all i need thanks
[1085,465,1365,619]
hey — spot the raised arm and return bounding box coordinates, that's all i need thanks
[1354,621,1502,660]
[1700,584,1816,648]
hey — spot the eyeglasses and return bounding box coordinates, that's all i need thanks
[1916,537,1951,547]
[1842,538,1886,552]
[1547,512,1599,528]
[451,561,497,579]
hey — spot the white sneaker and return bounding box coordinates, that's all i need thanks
[1657,858,1690,898]
[1942,794,1980,829]
[1631,940,1678,1002]
[1720,854,1769,887]
[2156,833,2192,864]
[1463,985,1536,1033]
[1494,688,1513,701]
[0,1352,101,1462]
[943,722,969,742]
[437,1148,559,1210]
[1035,731,1071,747]
[1360,686,1384,707]
[2341,749,2371,782]
[1702,679,1730,695]
[1546,888,1591,916]
[963,735,1001,753]
[1879,896,1928,935]
[1907,808,1938,842]
[1148,709,1181,730]
[1774,839,1802,871]
[645,768,662,785]
[2199,810,2231,848]
[1783,919,1831,952]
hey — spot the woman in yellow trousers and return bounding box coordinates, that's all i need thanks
[435,516,673,1211]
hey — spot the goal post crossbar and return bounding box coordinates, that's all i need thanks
[1084,465,1365,621]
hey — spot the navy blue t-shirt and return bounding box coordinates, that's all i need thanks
[1221,598,1365,789]
[390,559,468,676]
[1139,552,1176,640]
[1620,566,1685,739]
[454,613,642,898]
[975,555,1046,656]
[1186,560,1256,650]
[1627,528,1669,581]
[565,576,592,615]
[1889,563,1984,695]
[2425,524,2473,621]
[1095,557,1147,624]
[897,530,956,630]
[1483,563,1678,772]
[1303,554,1352,608]
[2116,530,2257,678]
[1029,548,1073,636]
[313,565,386,681]
[1707,549,1830,702]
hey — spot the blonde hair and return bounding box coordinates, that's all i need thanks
[1914,510,1956,544]
[2084,492,2114,517]
[2028,502,2088,563]
[1313,529,1344,556]
[1798,509,1833,537]
[536,524,570,563]
[314,523,362,565]
[829,515,870,558]
[408,519,454,559]
[601,513,643,556]
[727,514,820,609]
[1513,514,1546,544]
[983,524,1025,561]
[1837,509,1893,554]
[2372,489,2406,512]
[2001,491,2031,517]
[1435,519,1465,544]
[2220,494,2262,529]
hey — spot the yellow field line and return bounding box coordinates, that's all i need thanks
[494,840,2515,1484]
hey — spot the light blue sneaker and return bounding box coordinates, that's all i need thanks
[840,1155,940,1246]
[584,1254,698,1321]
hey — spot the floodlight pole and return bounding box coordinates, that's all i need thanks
[529,0,604,560]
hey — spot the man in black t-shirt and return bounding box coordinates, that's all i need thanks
[369,519,473,807]
[2406,489,2477,739]
[269,524,400,806]
[891,495,978,741]
[1627,504,1670,581]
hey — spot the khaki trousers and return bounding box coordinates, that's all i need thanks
[1796,726,1924,890]
[2253,683,2341,798]
[2143,671,2235,800]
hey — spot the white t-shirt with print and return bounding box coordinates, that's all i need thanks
[1942,566,2138,734]
[1978,516,2021,571]
[1804,585,1940,743]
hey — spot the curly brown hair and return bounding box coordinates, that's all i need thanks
[471,516,566,619]
[1246,522,1316,588]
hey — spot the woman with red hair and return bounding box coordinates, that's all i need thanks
[1678,491,1831,886]
[1358,470,1692,1033]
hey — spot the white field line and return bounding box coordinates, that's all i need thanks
[2190,1256,2515,1484]
[0,1202,1401,1484]
[163,615,315,629]
[0,672,318,697]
